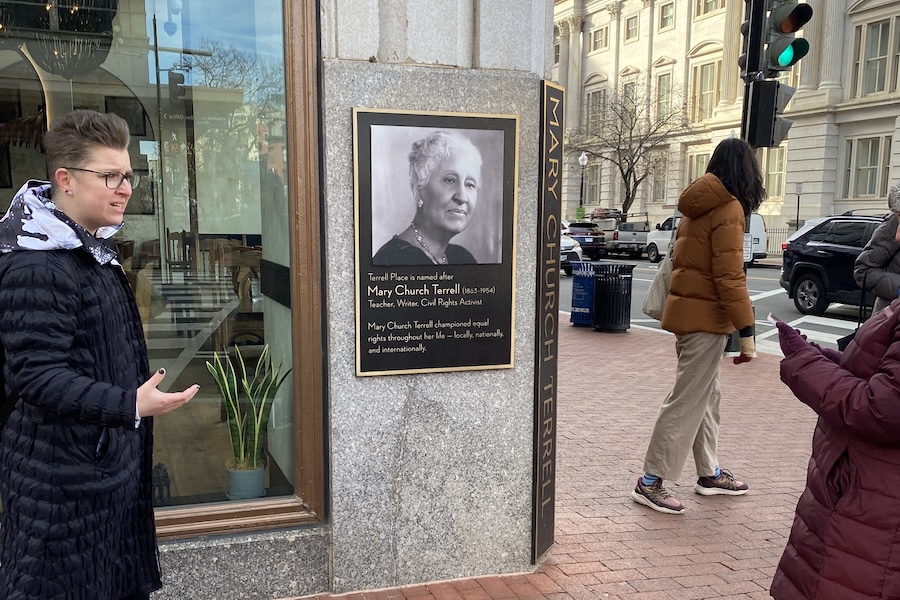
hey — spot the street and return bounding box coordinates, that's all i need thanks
[559,257,863,353]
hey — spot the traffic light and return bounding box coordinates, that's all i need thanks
[744,79,796,148]
[738,0,764,80]
[168,71,186,103]
[764,1,813,76]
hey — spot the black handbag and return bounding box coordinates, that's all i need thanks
[837,273,868,351]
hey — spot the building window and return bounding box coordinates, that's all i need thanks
[866,20,890,93]
[659,3,675,30]
[894,16,900,92]
[585,88,607,133]
[656,73,672,117]
[844,136,894,198]
[625,16,639,42]
[585,163,601,205]
[851,18,900,97]
[696,0,725,17]
[691,61,720,121]
[765,147,785,198]
[688,153,710,183]
[623,81,636,102]
[857,138,880,196]
[591,26,609,51]
[0,0,331,535]
[653,155,668,203]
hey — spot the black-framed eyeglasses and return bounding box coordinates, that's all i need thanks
[64,167,140,190]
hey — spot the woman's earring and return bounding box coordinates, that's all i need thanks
[417,198,423,208]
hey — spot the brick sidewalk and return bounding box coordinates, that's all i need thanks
[304,323,814,600]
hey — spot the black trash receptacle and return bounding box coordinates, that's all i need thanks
[592,263,636,332]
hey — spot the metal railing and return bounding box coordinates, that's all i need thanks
[766,226,791,254]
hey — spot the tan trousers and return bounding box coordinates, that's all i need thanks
[642,331,728,481]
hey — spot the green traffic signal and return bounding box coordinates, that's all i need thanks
[777,46,793,67]
[774,38,809,67]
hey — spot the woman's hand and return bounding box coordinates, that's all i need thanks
[733,335,755,364]
[776,321,809,356]
[809,341,842,364]
[136,368,198,417]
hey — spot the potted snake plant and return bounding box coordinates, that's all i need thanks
[206,343,291,500]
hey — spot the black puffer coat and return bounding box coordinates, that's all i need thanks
[0,186,159,598]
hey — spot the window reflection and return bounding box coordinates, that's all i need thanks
[0,0,294,508]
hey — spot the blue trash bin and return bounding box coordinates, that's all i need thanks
[570,261,596,327]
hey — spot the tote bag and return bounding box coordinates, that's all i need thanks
[642,253,673,320]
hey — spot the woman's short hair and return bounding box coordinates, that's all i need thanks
[408,130,483,198]
[705,137,766,215]
[44,109,131,191]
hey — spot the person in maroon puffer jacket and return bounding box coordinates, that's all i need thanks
[772,305,900,599]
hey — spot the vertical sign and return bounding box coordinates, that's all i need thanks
[532,80,564,562]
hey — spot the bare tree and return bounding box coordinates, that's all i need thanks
[189,40,285,118]
[568,82,691,217]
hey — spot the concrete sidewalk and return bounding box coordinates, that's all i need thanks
[304,323,813,600]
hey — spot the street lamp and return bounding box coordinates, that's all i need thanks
[578,151,588,205]
[577,151,588,219]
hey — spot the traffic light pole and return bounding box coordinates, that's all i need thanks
[740,0,767,142]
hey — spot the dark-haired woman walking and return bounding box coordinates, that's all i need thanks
[631,137,766,515]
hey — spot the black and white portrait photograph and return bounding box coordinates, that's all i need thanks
[353,109,518,376]
[369,125,505,266]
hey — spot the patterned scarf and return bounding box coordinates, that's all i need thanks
[0,180,122,265]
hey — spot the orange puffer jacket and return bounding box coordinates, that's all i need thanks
[660,173,754,336]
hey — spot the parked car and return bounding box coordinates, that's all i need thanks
[779,214,883,315]
[559,234,583,276]
[646,213,768,263]
[565,221,605,259]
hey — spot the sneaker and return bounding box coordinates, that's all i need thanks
[694,470,749,496]
[631,477,685,515]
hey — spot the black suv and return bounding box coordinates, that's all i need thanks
[780,214,883,315]
[565,221,605,259]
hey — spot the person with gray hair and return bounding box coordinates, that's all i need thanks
[854,183,900,314]
[373,129,482,266]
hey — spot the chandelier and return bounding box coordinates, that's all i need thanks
[0,0,119,79]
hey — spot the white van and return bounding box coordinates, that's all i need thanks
[748,213,768,261]
[646,212,768,263]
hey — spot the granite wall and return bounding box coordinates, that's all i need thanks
[321,61,545,593]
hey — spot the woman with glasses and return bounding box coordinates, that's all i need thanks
[0,109,198,600]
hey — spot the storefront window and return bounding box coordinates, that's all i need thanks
[0,0,295,508]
